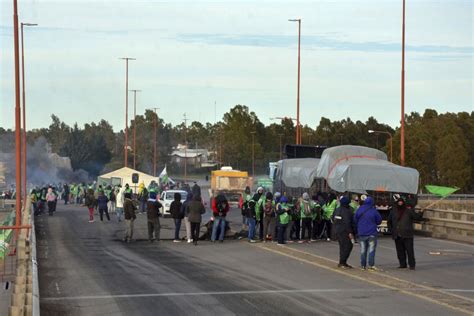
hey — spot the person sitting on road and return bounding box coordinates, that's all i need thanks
[211,193,230,242]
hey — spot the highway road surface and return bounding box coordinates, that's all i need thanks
[36,203,474,316]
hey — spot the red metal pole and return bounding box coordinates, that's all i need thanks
[401,0,406,166]
[297,19,301,145]
[154,109,157,176]
[21,23,27,201]
[13,0,22,232]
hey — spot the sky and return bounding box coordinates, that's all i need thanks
[0,0,472,132]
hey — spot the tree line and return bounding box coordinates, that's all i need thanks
[0,106,472,192]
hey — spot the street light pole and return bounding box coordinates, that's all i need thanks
[129,89,141,170]
[120,57,135,168]
[251,131,256,177]
[368,130,393,162]
[20,22,37,201]
[13,0,22,232]
[289,18,302,145]
[400,0,406,166]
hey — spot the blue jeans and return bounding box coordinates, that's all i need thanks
[247,218,256,241]
[116,207,124,222]
[211,216,226,241]
[174,218,182,240]
[359,235,377,267]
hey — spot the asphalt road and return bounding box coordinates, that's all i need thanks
[36,202,474,316]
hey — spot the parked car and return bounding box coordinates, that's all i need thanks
[159,190,188,217]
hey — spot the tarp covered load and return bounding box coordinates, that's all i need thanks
[316,145,419,194]
[278,158,321,188]
[98,167,159,188]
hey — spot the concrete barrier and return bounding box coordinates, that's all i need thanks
[7,198,39,316]
[415,200,473,244]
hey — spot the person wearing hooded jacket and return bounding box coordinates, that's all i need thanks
[146,191,163,242]
[276,196,290,244]
[387,195,424,270]
[211,193,230,242]
[322,193,337,241]
[181,193,194,243]
[354,196,382,270]
[253,187,265,241]
[239,186,252,231]
[170,192,183,242]
[332,196,356,269]
[299,192,316,242]
[261,192,275,242]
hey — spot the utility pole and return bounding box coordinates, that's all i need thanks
[151,107,160,176]
[129,89,141,170]
[183,113,188,184]
[400,0,406,166]
[119,57,135,167]
[20,22,37,200]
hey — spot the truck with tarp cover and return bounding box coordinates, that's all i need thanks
[316,145,420,232]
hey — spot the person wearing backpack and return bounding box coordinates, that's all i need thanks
[211,193,230,242]
[262,192,275,242]
[354,196,382,270]
[276,196,290,244]
[253,187,265,241]
[299,192,315,243]
[239,186,252,232]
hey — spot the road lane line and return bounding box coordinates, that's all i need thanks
[41,288,390,301]
[252,243,474,315]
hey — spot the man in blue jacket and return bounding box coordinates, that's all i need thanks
[354,196,382,270]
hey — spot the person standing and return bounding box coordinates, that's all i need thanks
[299,192,315,243]
[387,195,424,270]
[311,193,324,241]
[109,187,117,214]
[123,192,136,243]
[192,181,201,199]
[169,192,183,242]
[85,188,96,223]
[63,184,70,205]
[332,196,356,269]
[276,196,290,245]
[246,200,257,242]
[146,191,163,242]
[239,186,252,232]
[261,192,275,242]
[138,183,148,214]
[354,196,382,270]
[211,193,230,242]
[46,187,56,216]
[186,194,206,246]
[322,193,337,241]
[253,187,265,241]
[182,193,194,243]
[115,185,125,222]
[97,191,111,221]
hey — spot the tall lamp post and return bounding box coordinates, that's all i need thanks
[13,0,22,232]
[129,89,141,169]
[400,0,406,166]
[288,18,302,145]
[119,57,135,167]
[251,131,256,177]
[20,22,37,200]
[368,130,393,162]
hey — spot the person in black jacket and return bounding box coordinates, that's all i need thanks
[387,195,424,270]
[169,192,183,242]
[332,196,356,269]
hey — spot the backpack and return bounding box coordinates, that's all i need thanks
[302,201,312,217]
[264,199,273,216]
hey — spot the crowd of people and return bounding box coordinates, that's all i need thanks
[30,180,424,271]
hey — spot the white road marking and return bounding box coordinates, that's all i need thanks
[55,282,61,295]
[42,288,391,301]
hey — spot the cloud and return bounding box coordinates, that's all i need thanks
[175,33,474,56]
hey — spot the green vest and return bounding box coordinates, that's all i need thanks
[277,203,290,225]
